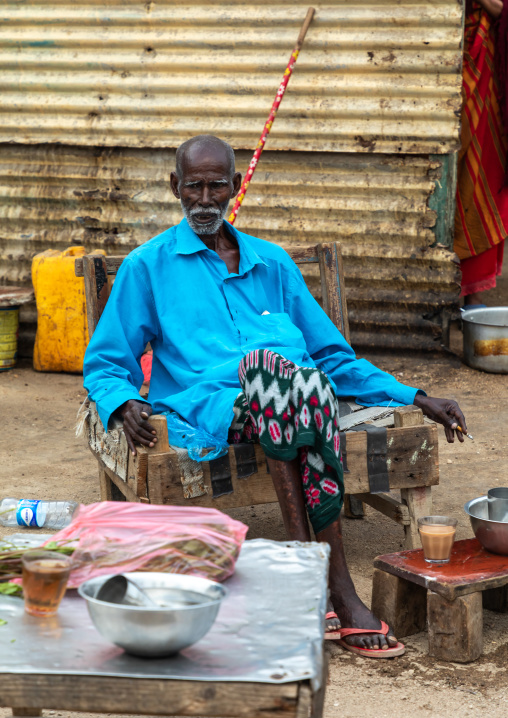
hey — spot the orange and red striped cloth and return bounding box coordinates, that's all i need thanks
[454,2,508,296]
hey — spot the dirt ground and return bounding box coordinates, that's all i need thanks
[1,281,508,717]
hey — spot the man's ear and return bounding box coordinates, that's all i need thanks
[170,172,181,199]
[232,172,242,196]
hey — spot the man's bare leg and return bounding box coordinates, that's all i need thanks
[267,456,397,650]
[317,518,397,650]
[267,456,339,631]
[266,457,310,542]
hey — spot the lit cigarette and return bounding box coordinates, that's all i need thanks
[457,425,474,440]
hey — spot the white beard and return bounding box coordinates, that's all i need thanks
[181,202,226,235]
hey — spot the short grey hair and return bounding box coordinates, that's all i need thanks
[175,135,235,180]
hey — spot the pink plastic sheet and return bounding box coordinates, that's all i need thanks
[44,502,248,588]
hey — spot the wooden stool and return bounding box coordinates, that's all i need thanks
[371,538,508,663]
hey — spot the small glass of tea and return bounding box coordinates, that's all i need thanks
[418,516,458,565]
[22,550,73,617]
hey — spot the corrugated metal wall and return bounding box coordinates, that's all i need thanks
[1,1,463,154]
[0,1,463,352]
[1,144,457,352]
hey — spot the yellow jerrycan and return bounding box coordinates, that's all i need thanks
[32,247,103,373]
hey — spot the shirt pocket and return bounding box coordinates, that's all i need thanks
[258,312,307,351]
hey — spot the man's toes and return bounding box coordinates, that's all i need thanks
[325,605,340,633]
[347,635,378,649]
[344,633,394,650]
[387,633,398,646]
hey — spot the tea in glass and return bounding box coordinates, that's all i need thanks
[418,516,458,564]
[22,550,72,616]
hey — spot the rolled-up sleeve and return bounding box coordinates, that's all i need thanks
[286,266,420,407]
[83,257,159,431]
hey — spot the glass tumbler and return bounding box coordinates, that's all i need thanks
[418,516,458,564]
[22,550,72,616]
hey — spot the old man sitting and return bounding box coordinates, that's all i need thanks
[84,135,467,658]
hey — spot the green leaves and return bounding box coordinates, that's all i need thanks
[0,582,23,631]
[44,541,74,555]
[0,582,22,596]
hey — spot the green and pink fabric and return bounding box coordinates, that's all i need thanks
[230,349,344,533]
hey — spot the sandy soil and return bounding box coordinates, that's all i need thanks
[1,311,508,717]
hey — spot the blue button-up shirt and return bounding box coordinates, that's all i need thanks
[83,218,419,440]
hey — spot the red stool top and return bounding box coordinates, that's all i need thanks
[374,538,508,600]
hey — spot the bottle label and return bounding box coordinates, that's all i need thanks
[16,500,43,528]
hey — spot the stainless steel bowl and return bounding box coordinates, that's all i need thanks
[462,307,508,374]
[78,572,227,657]
[464,496,508,555]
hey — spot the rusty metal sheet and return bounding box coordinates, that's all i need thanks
[0,1,463,154]
[0,143,458,352]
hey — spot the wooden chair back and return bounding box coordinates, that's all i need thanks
[75,242,350,342]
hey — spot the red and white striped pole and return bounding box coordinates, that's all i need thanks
[228,7,315,225]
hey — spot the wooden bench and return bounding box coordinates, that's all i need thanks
[76,242,439,548]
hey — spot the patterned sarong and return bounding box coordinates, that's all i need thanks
[229,349,344,534]
[455,4,508,273]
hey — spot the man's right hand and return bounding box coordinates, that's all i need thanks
[119,399,157,455]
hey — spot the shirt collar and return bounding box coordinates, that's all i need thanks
[175,217,210,255]
[175,217,269,274]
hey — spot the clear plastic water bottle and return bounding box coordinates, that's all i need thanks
[0,498,78,529]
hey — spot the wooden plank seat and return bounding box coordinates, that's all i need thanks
[76,243,439,548]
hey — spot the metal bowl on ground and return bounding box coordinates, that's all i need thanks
[464,496,508,556]
[462,307,508,374]
[78,572,227,658]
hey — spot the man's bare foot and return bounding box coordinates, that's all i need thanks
[330,590,397,650]
[266,458,399,649]
[317,517,399,650]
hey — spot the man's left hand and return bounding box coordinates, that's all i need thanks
[413,394,467,443]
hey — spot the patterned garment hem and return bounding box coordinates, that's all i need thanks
[232,349,344,535]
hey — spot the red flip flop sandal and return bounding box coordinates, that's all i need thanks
[334,621,405,659]
[324,611,342,640]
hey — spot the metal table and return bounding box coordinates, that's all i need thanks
[0,539,329,718]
